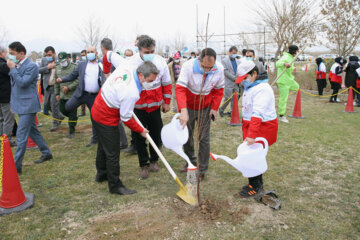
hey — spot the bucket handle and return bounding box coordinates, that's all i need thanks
[255,137,268,152]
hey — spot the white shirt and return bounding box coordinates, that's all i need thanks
[101,63,141,122]
[242,82,277,122]
[84,61,100,93]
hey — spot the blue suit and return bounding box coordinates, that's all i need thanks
[61,60,104,143]
[9,58,51,169]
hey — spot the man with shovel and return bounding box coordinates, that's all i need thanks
[176,48,225,181]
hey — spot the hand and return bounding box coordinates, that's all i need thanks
[56,95,60,102]
[245,137,255,146]
[179,108,189,129]
[47,62,56,69]
[7,59,15,69]
[284,63,291,68]
[62,86,69,94]
[140,128,149,138]
[209,109,218,121]
[56,78,62,83]
[161,103,170,113]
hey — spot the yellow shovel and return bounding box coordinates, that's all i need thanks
[133,114,197,206]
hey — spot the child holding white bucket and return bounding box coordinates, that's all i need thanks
[235,60,278,198]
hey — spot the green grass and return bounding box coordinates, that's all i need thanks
[0,89,359,239]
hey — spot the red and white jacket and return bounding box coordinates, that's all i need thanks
[175,58,225,111]
[242,82,278,146]
[102,51,126,74]
[128,53,172,112]
[330,62,342,84]
[91,63,143,133]
[315,62,327,80]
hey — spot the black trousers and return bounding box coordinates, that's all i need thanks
[330,81,341,102]
[59,99,77,134]
[66,92,98,142]
[133,108,163,167]
[316,79,327,95]
[93,120,124,191]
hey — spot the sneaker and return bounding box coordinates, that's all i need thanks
[236,184,264,199]
[149,162,159,172]
[279,116,289,123]
[140,166,149,179]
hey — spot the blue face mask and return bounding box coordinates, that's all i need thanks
[87,53,96,61]
[246,57,253,61]
[8,54,19,64]
[242,79,252,89]
[46,56,53,62]
[231,54,238,59]
[142,54,155,62]
[135,47,139,53]
[81,56,87,61]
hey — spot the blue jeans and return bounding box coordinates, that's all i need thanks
[65,92,98,142]
[15,113,51,169]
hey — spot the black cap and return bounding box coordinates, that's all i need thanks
[288,45,299,55]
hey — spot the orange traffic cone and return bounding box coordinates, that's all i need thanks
[35,114,42,127]
[305,64,308,72]
[226,92,242,126]
[289,90,305,119]
[344,87,357,113]
[0,135,34,215]
[26,137,38,150]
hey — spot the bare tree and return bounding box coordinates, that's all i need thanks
[76,16,109,50]
[256,0,320,59]
[29,51,43,62]
[321,0,360,56]
[0,25,8,46]
[172,31,187,51]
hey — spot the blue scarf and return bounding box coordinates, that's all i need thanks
[244,79,269,91]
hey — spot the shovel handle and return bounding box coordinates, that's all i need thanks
[133,113,178,181]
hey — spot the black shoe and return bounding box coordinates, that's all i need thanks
[34,154,53,164]
[124,145,137,154]
[236,184,264,199]
[10,140,17,147]
[225,111,232,116]
[110,186,137,195]
[120,145,128,150]
[67,133,75,139]
[50,125,59,132]
[95,174,108,183]
[17,168,22,175]
[78,112,86,117]
[219,110,225,117]
[86,141,97,147]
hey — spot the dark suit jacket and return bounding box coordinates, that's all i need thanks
[0,57,11,103]
[61,60,105,98]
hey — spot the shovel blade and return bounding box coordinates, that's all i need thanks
[176,188,197,206]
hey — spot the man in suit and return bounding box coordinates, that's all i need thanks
[38,46,64,131]
[56,46,103,147]
[7,42,52,174]
[219,46,240,117]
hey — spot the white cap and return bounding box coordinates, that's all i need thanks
[235,60,256,84]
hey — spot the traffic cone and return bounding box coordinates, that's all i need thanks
[294,64,296,72]
[226,92,242,126]
[0,135,34,216]
[344,87,357,113]
[26,137,38,150]
[289,90,306,119]
[35,114,42,127]
[305,64,308,72]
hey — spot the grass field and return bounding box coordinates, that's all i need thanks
[0,80,359,239]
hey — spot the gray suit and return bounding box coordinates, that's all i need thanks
[38,57,64,127]
[220,55,241,113]
[9,58,51,169]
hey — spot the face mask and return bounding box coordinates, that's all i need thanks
[46,56,53,62]
[340,60,343,64]
[142,54,155,62]
[243,79,252,89]
[8,54,19,64]
[246,57,253,61]
[232,54,238,59]
[174,59,180,63]
[81,56,87,61]
[60,60,68,68]
[87,53,96,61]
[142,81,153,89]
[135,47,139,53]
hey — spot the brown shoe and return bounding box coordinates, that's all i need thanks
[140,166,149,179]
[149,162,159,172]
[199,173,205,181]
[180,163,188,173]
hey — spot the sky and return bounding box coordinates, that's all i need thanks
[1,0,330,55]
